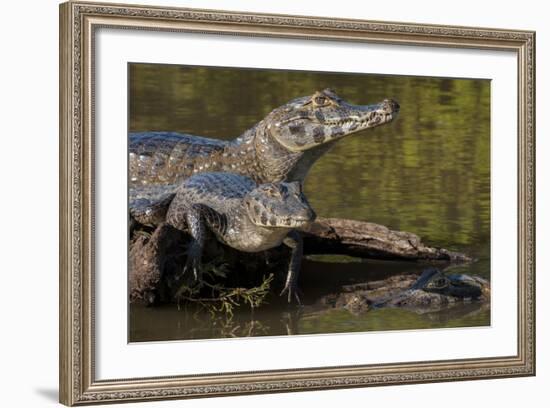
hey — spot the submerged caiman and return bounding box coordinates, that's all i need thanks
[315,268,490,315]
[129,89,399,225]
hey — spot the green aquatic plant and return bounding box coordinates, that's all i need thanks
[174,260,274,318]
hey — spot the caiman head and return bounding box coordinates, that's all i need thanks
[244,181,316,228]
[265,88,399,152]
[411,268,488,300]
[374,268,490,310]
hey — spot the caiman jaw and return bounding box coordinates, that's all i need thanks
[321,98,400,134]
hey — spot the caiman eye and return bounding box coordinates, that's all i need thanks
[432,278,448,288]
[313,96,328,106]
[264,185,280,197]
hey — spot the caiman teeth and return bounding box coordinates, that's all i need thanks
[328,118,360,126]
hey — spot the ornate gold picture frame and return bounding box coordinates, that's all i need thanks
[59,1,535,405]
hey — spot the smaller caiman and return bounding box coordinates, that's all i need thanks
[317,268,490,314]
[159,172,316,303]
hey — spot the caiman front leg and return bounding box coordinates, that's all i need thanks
[164,201,205,283]
[280,230,304,304]
[182,204,208,282]
[167,202,225,283]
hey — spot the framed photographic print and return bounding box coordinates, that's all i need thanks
[59,1,535,405]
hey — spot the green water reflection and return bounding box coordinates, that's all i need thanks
[129,64,491,341]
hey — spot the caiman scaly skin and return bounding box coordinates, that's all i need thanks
[373,268,490,309]
[318,268,490,314]
[165,172,316,303]
[129,89,399,217]
[128,89,399,303]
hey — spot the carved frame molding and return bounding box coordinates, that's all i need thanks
[59,1,535,405]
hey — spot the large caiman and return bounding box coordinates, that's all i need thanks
[129,89,399,226]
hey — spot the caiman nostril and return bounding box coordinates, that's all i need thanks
[389,99,400,111]
[382,99,399,112]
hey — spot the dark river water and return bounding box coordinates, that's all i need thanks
[128,64,491,342]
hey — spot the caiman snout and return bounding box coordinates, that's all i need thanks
[301,207,317,223]
[382,99,400,113]
[289,207,316,227]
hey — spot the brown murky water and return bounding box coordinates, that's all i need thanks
[129,64,491,342]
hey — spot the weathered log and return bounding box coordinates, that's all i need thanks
[129,218,473,304]
[129,223,172,304]
[300,217,473,263]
